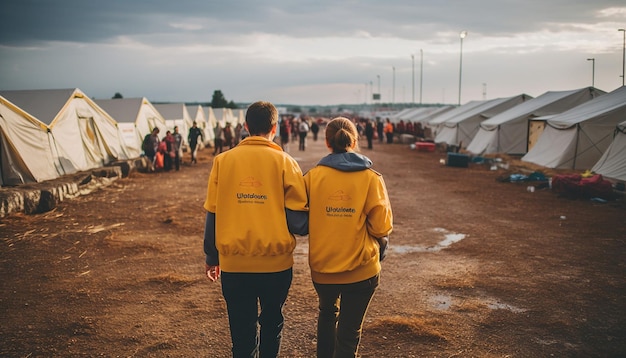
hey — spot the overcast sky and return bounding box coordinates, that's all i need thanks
[1,1,625,106]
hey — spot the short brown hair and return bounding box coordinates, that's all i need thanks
[325,117,359,153]
[245,101,278,135]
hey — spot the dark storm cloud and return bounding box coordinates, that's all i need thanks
[2,0,624,46]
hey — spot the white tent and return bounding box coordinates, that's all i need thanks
[231,109,246,126]
[0,88,130,174]
[592,120,626,182]
[388,108,419,123]
[522,86,626,170]
[428,101,482,130]
[213,108,236,127]
[0,95,61,185]
[404,107,449,123]
[433,94,532,147]
[203,106,217,143]
[153,103,193,147]
[95,97,167,158]
[466,87,605,155]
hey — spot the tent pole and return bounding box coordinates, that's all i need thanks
[572,123,580,169]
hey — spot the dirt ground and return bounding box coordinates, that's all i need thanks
[1,132,625,358]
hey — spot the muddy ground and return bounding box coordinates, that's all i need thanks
[1,132,625,357]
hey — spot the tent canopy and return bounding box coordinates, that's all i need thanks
[1,88,130,174]
[96,97,166,158]
[522,86,626,170]
[433,94,532,147]
[466,87,605,155]
[0,95,60,185]
[591,120,626,182]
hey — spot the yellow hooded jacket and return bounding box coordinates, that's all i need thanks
[304,152,393,284]
[204,136,308,273]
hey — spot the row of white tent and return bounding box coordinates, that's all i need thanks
[380,86,626,182]
[0,88,247,186]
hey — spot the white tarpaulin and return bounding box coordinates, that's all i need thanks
[433,94,532,147]
[204,106,217,142]
[522,86,626,170]
[466,87,605,155]
[409,106,454,124]
[0,96,61,185]
[213,108,235,127]
[0,88,130,174]
[592,120,626,181]
[96,97,167,158]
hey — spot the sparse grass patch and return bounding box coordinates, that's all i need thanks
[368,315,448,342]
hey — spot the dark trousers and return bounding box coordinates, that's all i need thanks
[164,153,173,171]
[298,132,307,151]
[213,139,223,155]
[314,274,379,358]
[221,268,293,358]
[190,142,198,162]
[366,135,373,149]
[174,152,180,171]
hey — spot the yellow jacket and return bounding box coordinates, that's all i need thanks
[304,152,393,284]
[204,136,308,273]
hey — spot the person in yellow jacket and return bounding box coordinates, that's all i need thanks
[304,117,393,358]
[203,101,309,357]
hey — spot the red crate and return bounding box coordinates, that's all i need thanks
[415,142,435,152]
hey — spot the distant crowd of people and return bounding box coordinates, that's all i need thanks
[277,114,320,152]
[141,113,427,172]
[142,121,206,172]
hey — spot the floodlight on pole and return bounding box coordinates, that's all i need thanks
[392,66,396,107]
[458,31,468,106]
[617,29,626,86]
[587,58,595,87]
[411,54,415,105]
[419,49,423,105]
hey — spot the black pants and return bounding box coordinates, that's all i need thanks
[298,132,307,151]
[314,274,379,358]
[221,268,293,358]
[213,139,223,155]
[190,142,199,162]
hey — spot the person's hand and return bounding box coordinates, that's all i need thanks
[205,264,221,282]
[376,236,389,262]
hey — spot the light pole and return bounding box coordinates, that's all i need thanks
[377,74,381,104]
[419,49,423,105]
[458,31,467,105]
[411,54,415,105]
[617,29,626,86]
[587,58,595,87]
[392,66,396,107]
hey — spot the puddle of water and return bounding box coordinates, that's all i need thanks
[487,302,527,313]
[439,233,466,247]
[431,294,453,310]
[391,228,466,254]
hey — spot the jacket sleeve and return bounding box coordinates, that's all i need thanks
[203,211,219,266]
[366,175,393,238]
[286,208,308,236]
